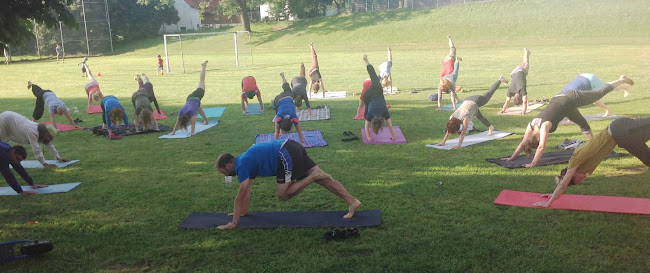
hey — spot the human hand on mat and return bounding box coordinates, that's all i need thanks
[523,163,536,168]
[57,158,70,163]
[217,222,237,230]
[500,157,514,162]
[366,136,374,142]
[203,119,209,125]
[20,190,37,195]
[32,184,48,189]
[532,195,552,208]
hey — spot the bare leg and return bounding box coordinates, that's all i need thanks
[141,73,150,84]
[197,61,208,90]
[84,64,95,81]
[592,100,612,117]
[299,62,305,78]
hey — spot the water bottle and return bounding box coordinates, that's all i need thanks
[225,176,232,187]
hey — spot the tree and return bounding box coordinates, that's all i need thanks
[0,0,77,51]
[109,0,179,42]
[216,0,265,32]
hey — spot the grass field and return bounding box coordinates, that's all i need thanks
[1,0,649,272]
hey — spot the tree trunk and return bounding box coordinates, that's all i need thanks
[236,0,251,32]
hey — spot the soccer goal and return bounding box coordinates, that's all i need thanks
[163,31,252,74]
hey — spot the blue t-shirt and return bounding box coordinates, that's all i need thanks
[235,140,284,183]
[274,97,299,125]
[561,75,591,93]
[102,96,129,129]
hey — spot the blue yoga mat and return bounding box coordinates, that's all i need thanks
[159,120,219,139]
[202,107,226,118]
[441,100,464,111]
[255,130,327,148]
[178,210,381,229]
[0,182,81,196]
[243,104,265,115]
[10,160,80,169]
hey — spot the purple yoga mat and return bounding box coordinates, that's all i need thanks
[255,130,327,148]
[360,126,407,145]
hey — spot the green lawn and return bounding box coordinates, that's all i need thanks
[1,0,649,272]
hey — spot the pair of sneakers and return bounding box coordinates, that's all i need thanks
[323,228,360,240]
[342,131,359,142]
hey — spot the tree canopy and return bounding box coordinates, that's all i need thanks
[0,0,77,50]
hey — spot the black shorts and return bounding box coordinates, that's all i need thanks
[187,88,205,101]
[277,140,317,184]
[245,90,257,99]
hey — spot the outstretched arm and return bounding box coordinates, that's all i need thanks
[295,123,305,145]
[386,118,396,140]
[521,96,528,115]
[533,167,577,207]
[64,111,77,127]
[524,124,549,168]
[364,120,373,142]
[198,107,208,125]
[453,117,470,149]
[189,116,197,136]
[218,178,253,230]
[274,123,281,140]
[499,97,512,114]
[503,124,534,161]
[256,94,264,112]
[171,118,180,135]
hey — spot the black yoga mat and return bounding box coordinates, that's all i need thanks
[486,150,626,169]
[178,210,381,229]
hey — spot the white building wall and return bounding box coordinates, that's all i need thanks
[160,0,201,33]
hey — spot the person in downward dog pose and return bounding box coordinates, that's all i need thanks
[438,76,509,148]
[561,73,631,118]
[502,75,635,168]
[83,63,104,109]
[131,74,161,132]
[363,54,396,142]
[28,82,77,129]
[498,48,531,115]
[171,61,210,136]
[436,35,461,111]
[215,139,362,229]
[533,116,650,208]
[272,72,305,145]
[240,76,264,114]
[378,47,393,94]
[291,63,313,118]
[307,42,326,98]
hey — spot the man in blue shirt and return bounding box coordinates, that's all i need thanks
[215,140,361,229]
[0,142,47,195]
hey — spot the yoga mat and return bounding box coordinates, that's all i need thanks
[499,102,545,115]
[86,104,102,114]
[312,91,347,99]
[255,130,327,148]
[360,126,407,145]
[11,160,80,169]
[89,124,171,137]
[297,106,330,121]
[243,104,265,116]
[159,120,219,139]
[154,109,168,120]
[486,150,626,169]
[0,182,81,196]
[425,131,514,150]
[441,100,464,111]
[202,107,226,118]
[41,122,82,132]
[353,105,390,120]
[178,210,381,229]
[561,114,623,124]
[494,190,650,215]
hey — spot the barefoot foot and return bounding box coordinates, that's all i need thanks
[620,75,634,86]
[344,199,362,219]
[499,76,509,84]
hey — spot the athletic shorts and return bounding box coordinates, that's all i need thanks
[277,140,317,184]
[243,90,258,99]
[187,88,205,101]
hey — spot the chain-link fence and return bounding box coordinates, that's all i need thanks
[343,0,490,13]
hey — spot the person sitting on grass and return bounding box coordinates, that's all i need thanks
[83,63,104,109]
[436,35,461,111]
[28,81,78,130]
[561,73,631,118]
[171,61,209,136]
[240,76,264,114]
[273,72,305,145]
[0,111,69,168]
[379,47,393,94]
[363,54,396,142]
[532,117,650,208]
[502,75,634,168]
[101,95,130,140]
[438,76,508,149]
[0,142,48,195]
[215,139,362,230]
[307,42,326,99]
[131,74,160,132]
[291,63,313,118]
[498,48,531,115]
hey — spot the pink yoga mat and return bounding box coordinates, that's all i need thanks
[86,104,102,114]
[154,110,168,120]
[41,122,82,132]
[353,105,390,120]
[494,190,650,215]
[360,125,407,144]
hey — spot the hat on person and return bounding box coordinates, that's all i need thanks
[45,125,58,137]
[157,54,161,57]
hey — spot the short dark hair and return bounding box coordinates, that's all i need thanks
[279,118,293,132]
[10,145,27,159]
[446,118,462,134]
[216,153,235,169]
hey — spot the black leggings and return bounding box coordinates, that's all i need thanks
[463,80,502,128]
[564,83,614,108]
[273,83,293,111]
[31,84,53,120]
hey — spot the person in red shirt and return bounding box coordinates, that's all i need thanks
[240,76,264,114]
[157,55,164,75]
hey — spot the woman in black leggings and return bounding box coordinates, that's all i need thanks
[503,75,634,168]
[438,76,508,149]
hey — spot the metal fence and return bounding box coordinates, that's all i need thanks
[344,0,491,13]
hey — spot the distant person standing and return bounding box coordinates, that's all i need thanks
[4,45,11,65]
[55,43,64,64]
[157,54,164,75]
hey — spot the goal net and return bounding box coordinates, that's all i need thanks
[163,31,252,74]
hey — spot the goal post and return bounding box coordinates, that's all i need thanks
[163,31,252,74]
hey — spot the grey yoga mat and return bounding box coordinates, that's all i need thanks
[178,210,381,229]
[486,150,626,169]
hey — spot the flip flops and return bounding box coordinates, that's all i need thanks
[342,131,359,142]
[323,228,360,240]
